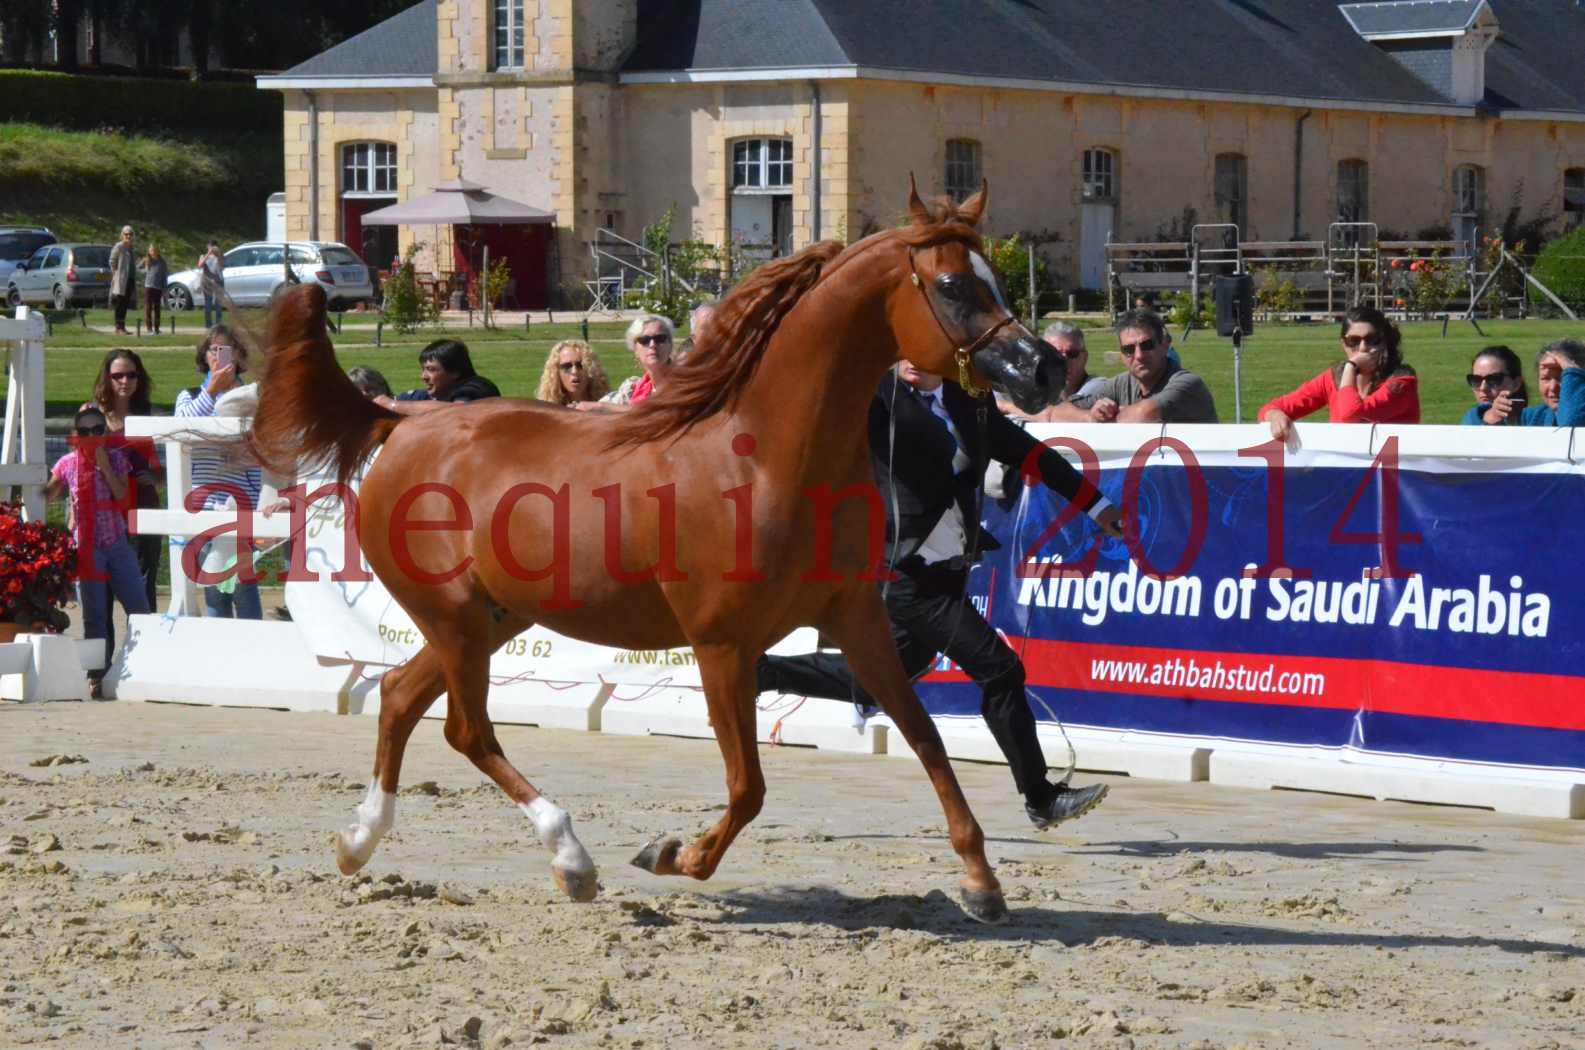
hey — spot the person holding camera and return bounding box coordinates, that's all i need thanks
[1260,305,1418,443]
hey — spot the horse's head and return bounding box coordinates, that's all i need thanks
[894,179,1059,414]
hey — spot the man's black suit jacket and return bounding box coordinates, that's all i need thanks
[868,373,1101,562]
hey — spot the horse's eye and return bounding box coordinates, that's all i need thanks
[935,273,968,299]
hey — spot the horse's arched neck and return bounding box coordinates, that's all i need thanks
[731,239,908,473]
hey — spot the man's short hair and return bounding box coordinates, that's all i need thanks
[1042,320,1085,351]
[418,339,476,379]
[1114,308,1167,345]
[1540,338,1585,371]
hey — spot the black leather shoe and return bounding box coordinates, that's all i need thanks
[1025,782,1109,830]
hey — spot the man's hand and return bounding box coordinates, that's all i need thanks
[1094,503,1124,538]
[1087,398,1119,423]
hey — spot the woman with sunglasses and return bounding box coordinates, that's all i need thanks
[1460,345,1551,427]
[1260,305,1418,443]
[45,406,152,697]
[81,349,162,611]
[535,339,611,406]
[593,315,675,411]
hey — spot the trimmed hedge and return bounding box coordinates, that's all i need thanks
[0,70,282,135]
[1530,227,1585,309]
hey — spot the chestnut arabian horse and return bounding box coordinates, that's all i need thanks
[250,183,1063,924]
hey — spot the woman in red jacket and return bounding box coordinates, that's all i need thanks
[1260,305,1419,442]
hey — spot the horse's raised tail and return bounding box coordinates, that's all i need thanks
[248,284,400,491]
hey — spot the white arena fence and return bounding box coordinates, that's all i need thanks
[1,306,104,701]
[97,415,1585,820]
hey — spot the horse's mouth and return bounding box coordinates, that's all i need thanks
[972,338,1057,414]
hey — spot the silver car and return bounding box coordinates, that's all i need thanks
[165,241,375,311]
[0,226,58,292]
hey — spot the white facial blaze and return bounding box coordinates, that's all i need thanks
[523,797,595,877]
[968,251,1010,312]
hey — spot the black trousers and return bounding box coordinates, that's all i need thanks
[757,560,1051,798]
[111,292,130,328]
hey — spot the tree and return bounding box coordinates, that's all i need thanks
[53,0,84,72]
[188,0,212,77]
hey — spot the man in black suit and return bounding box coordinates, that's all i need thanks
[757,361,1124,829]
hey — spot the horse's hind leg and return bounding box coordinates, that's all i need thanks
[631,642,762,881]
[820,592,1006,924]
[334,646,448,875]
[434,613,599,902]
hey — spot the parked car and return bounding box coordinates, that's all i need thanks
[5,242,113,310]
[0,226,58,292]
[164,241,375,311]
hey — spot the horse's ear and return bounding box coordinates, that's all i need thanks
[958,180,989,226]
[907,174,933,226]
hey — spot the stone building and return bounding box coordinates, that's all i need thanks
[258,0,1585,307]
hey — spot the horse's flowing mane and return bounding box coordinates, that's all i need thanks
[607,196,985,448]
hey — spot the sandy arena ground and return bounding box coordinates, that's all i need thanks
[1,699,1582,1050]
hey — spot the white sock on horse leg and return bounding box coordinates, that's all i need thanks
[522,797,594,876]
[342,781,396,864]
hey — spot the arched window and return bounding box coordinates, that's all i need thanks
[945,139,982,202]
[1214,153,1248,232]
[493,0,525,70]
[1082,149,1118,202]
[1565,168,1585,230]
[732,138,793,190]
[1337,159,1369,224]
[342,142,397,196]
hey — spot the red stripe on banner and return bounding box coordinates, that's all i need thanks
[923,638,1585,733]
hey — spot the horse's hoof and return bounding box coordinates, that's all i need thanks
[332,831,366,877]
[961,886,1010,925]
[553,864,600,902]
[630,836,682,874]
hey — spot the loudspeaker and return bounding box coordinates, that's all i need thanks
[1213,274,1255,337]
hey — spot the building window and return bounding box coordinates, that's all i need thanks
[944,139,981,202]
[1338,159,1369,224]
[1214,153,1248,233]
[731,138,793,190]
[1454,164,1485,218]
[342,143,398,195]
[493,0,525,70]
[1082,149,1117,202]
[1565,169,1585,230]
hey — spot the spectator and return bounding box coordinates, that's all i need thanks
[374,339,500,415]
[1536,339,1585,427]
[45,406,150,697]
[347,366,393,400]
[1461,345,1549,427]
[1063,308,1218,423]
[535,339,610,406]
[594,315,675,410]
[142,244,167,334]
[83,349,161,612]
[108,225,136,335]
[675,301,717,363]
[1260,306,1417,443]
[998,321,1108,421]
[198,240,225,328]
[175,326,263,621]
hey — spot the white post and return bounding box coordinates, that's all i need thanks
[0,305,49,521]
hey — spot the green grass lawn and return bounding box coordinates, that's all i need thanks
[9,315,1577,424]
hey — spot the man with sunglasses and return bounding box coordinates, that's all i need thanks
[998,321,1108,421]
[1056,309,1217,424]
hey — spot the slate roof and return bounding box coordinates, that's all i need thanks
[1339,0,1489,38]
[275,0,437,79]
[269,0,1585,116]
[624,0,1585,115]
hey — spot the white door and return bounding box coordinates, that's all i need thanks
[732,194,774,264]
[1080,202,1115,290]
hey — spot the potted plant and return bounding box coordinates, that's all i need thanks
[0,501,76,641]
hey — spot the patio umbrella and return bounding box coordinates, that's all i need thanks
[358,178,555,227]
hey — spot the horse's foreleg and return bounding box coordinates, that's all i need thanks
[334,646,447,875]
[435,619,599,903]
[821,592,1007,924]
[632,643,763,882]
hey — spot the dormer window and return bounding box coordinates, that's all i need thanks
[1339,0,1498,106]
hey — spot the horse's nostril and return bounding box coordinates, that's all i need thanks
[1032,357,1053,391]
